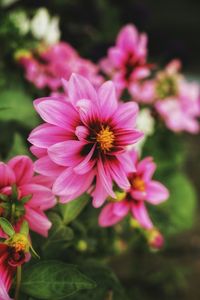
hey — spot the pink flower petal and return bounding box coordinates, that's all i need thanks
[53,167,94,197]
[113,102,139,128]
[137,157,156,181]
[28,123,69,148]
[21,183,56,210]
[113,201,130,217]
[97,81,118,118]
[106,160,130,190]
[75,126,89,141]
[34,156,64,177]
[116,129,143,146]
[25,207,52,237]
[98,203,125,227]
[146,181,169,204]
[48,140,84,167]
[68,73,97,106]
[34,99,78,131]
[76,99,99,125]
[97,158,116,198]
[8,156,33,185]
[117,24,139,51]
[0,277,12,300]
[92,175,109,208]
[117,152,136,174]
[74,145,96,175]
[131,201,153,229]
[30,146,47,158]
[130,189,147,201]
[108,47,125,68]
[0,163,15,188]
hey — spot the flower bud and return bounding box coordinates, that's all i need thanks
[147,228,164,251]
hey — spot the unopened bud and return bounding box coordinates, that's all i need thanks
[147,228,164,251]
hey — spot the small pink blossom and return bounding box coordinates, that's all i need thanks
[100,24,151,96]
[155,60,200,133]
[0,156,56,237]
[99,151,169,228]
[17,42,103,91]
[29,74,143,207]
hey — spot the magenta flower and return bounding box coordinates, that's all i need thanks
[29,74,143,207]
[100,24,151,96]
[99,151,169,228]
[0,156,56,237]
[17,42,103,91]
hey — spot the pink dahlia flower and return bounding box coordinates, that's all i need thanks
[0,156,56,237]
[100,24,151,96]
[99,151,169,228]
[17,42,103,91]
[155,60,200,133]
[29,74,143,207]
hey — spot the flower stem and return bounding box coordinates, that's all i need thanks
[15,266,22,300]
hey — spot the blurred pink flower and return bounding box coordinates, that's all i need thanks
[100,24,151,96]
[29,74,143,207]
[0,156,56,237]
[17,42,103,91]
[155,60,200,133]
[99,151,169,228]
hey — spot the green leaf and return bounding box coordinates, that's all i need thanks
[68,261,128,300]
[0,81,38,128]
[21,261,96,299]
[41,212,74,258]
[0,217,15,236]
[20,221,29,236]
[6,133,29,159]
[21,194,32,204]
[0,193,8,201]
[59,194,90,225]
[150,172,197,236]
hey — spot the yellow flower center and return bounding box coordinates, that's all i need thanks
[7,233,29,252]
[108,190,127,202]
[156,75,178,99]
[96,126,115,152]
[132,176,145,191]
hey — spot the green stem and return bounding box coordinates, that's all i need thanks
[15,266,22,300]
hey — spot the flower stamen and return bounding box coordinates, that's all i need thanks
[96,125,115,152]
[132,176,145,191]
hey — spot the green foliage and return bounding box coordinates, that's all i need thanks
[21,261,96,299]
[68,261,128,300]
[40,212,74,259]
[59,194,90,225]
[0,217,15,236]
[6,132,29,159]
[150,172,197,236]
[0,78,39,160]
[0,80,38,127]
[143,126,186,174]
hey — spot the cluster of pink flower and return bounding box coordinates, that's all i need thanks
[100,25,200,133]
[0,73,169,298]
[2,22,199,298]
[17,25,200,134]
[17,42,103,91]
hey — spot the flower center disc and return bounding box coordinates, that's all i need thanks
[132,176,145,191]
[96,126,115,152]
